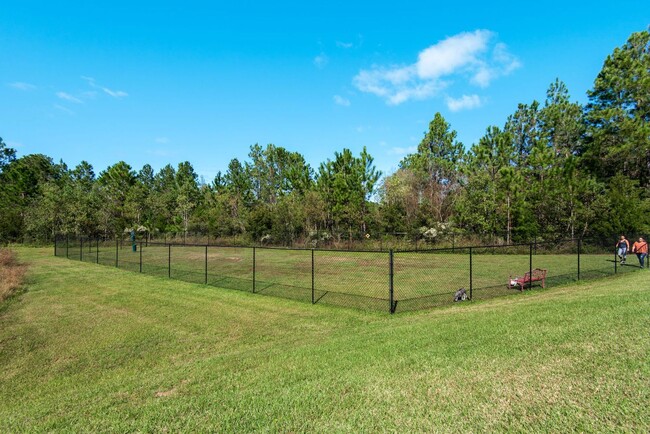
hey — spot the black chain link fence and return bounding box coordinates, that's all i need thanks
[54,235,648,313]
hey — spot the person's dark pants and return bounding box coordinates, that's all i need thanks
[637,253,648,268]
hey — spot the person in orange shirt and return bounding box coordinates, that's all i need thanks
[616,235,630,264]
[631,237,648,268]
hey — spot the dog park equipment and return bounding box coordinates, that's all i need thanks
[508,268,547,291]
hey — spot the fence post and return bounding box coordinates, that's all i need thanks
[469,247,473,300]
[66,234,69,258]
[614,250,617,274]
[529,243,533,289]
[96,238,99,264]
[253,247,256,293]
[577,239,581,280]
[389,249,394,314]
[80,238,83,261]
[311,249,315,304]
[168,244,171,278]
[205,245,208,285]
[139,241,142,273]
[115,238,119,268]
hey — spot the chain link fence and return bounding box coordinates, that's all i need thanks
[54,235,648,313]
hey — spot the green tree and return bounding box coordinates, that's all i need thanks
[97,161,136,235]
[0,154,57,241]
[0,137,16,173]
[583,30,650,187]
[175,161,201,235]
[317,147,380,239]
[400,113,465,224]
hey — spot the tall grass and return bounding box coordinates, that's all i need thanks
[0,249,25,302]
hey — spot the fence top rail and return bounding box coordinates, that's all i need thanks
[139,240,390,254]
[57,235,622,254]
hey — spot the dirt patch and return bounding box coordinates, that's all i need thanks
[155,388,176,398]
[0,249,26,302]
[155,379,189,398]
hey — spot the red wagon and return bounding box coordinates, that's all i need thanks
[508,268,547,291]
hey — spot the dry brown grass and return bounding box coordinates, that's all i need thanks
[0,249,26,302]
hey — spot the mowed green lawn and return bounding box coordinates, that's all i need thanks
[2,247,649,431]
[60,242,630,312]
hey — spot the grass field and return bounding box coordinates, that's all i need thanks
[1,247,649,431]
[58,240,638,312]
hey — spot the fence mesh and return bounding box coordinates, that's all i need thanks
[54,236,648,313]
[394,248,470,312]
[207,246,253,292]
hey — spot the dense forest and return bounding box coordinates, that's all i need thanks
[1,30,649,246]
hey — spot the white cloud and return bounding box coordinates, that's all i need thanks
[56,91,83,103]
[6,141,24,148]
[313,53,329,69]
[8,82,36,91]
[53,104,75,115]
[333,95,351,106]
[446,94,483,112]
[336,41,353,49]
[147,148,174,157]
[389,146,418,155]
[81,76,128,98]
[102,87,128,98]
[81,76,96,86]
[353,30,520,105]
[416,30,491,79]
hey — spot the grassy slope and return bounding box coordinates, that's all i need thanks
[1,248,649,432]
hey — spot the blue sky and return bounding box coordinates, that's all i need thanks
[1,1,648,181]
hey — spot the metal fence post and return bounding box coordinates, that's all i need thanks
[139,241,143,273]
[469,247,473,300]
[253,247,256,293]
[389,249,394,314]
[66,234,69,258]
[311,249,315,304]
[205,245,208,284]
[80,238,83,261]
[96,238,99,264]
[529,243,533,289]
[168,244,171,278]
[614,250,617,274]
[577,239,581,280]
[115,238,119,268]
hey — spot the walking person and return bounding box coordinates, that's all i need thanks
[631,237,648,268]
[616,235,630,264]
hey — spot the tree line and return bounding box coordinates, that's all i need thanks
[1,30,648,246]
